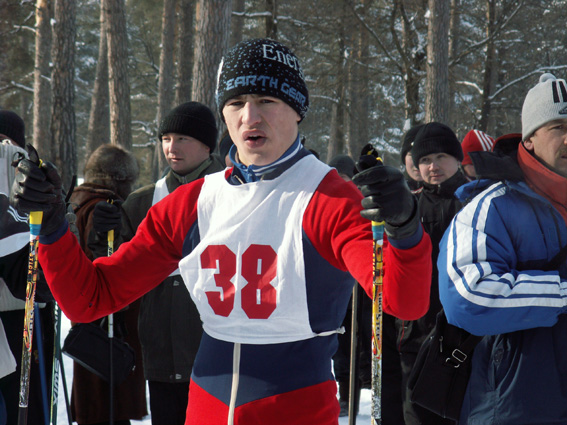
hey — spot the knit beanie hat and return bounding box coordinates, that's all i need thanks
[411,122,463,167]
[522,73,567,140]
[461,129,495,166]
[328,154,356,179]
[216,38,309,120]
[400,123,425,165]
[0,110,25,148]
[158,102,218,151]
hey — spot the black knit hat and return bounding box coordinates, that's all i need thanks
[158,102,218,151]
[0,110,25,148]
[411,122,463,167]
[216,38,309,120]
[329,154,356,179]
[400,123,425,165]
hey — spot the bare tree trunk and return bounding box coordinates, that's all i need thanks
[327,38,347,163]
[347,0,370,157]
[103,0,132,150]
[191,0,232,118]
[153,0,177,179]
[478,0,495,131]
[425,0,450,123]
[86,2,110,157]
[231,0,245,46]
[399,0,425,126]
[448,0,460,128]
[33,0,53,160]
[265,0,277,39]
[51,0,76,190]
[175,0,195,105]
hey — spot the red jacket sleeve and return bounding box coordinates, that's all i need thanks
[38,179,205,322]
[303,171,431,320]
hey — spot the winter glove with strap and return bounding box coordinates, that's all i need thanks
[352,157,418,240]
[10,144,67,237]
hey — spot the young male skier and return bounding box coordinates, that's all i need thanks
[11,38,432,424]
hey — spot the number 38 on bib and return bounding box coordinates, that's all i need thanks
[200,244,278,320]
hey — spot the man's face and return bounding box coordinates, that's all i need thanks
[404,152,423,182]
[418,152,460,185]
[161,133,210,176]
[524,119,567,178]
[222,94,300,167]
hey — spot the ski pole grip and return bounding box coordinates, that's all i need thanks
[372,220,385,243]
[29,211,43,237]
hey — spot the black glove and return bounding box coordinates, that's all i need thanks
[92,200,123,235]
[352,164,418,240]
[10,145,66,236]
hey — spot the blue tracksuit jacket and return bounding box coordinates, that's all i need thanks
[438,146,567,424]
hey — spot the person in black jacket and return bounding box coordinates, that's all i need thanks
[396,122,469,425]
[0,114,54,425]
[115,102,224,425]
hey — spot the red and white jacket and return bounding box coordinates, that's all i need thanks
[39,152,431,425]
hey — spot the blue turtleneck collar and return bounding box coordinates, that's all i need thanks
[229,135,306,183]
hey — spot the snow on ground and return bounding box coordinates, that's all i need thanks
[57,315,371,424]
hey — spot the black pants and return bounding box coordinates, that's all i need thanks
[148,380,189,425]
[381,313,405,425]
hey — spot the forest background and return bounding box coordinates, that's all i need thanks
[1,0,566,190]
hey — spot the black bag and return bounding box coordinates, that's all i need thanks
[407,309,482,421]
[62,322,136,385]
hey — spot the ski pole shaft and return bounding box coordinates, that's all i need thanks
[34,303,50,425]
[370,220,385,425]
[57,347,72,425]
[50,303,61,425]
[107,229,114,425]
[17,210,43,425]
[348,284,359,425]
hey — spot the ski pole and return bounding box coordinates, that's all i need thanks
[49,303,62,425]
[348,284,359,425]
[34,303,50,425]
[57,345,72,425]
[107,228,114,425]
[370,219,385,425]
[17,209,43,425]
[51,177,75,425]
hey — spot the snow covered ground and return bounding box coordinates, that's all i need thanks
[56,315,371,424]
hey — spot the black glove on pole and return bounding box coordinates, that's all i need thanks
[92,200,123,235]
[352,163,418,240]
[11,144,66,236]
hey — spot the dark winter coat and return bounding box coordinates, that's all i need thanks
[120,155,225,383]
[396,170,469,353]
[69,183,147,423]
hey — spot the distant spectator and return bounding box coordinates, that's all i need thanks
[460,129,495,179]
[328,154,356,182]
[401,124,425,191]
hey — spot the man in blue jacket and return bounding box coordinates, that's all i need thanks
[439,73,567,424]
